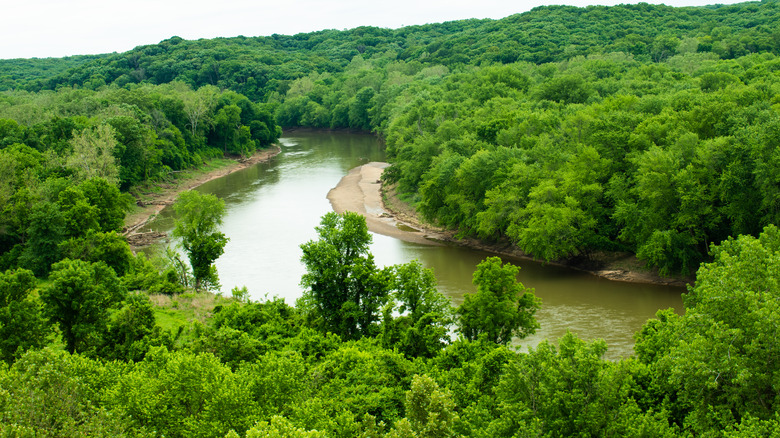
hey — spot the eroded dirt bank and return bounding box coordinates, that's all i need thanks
[124,146,281,248]
[327,161,691,288]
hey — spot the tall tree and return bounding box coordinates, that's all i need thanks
[172,190,228,292]
[299,212,389,339]
[383,260,453,358]
[65,124,120,185]
[0,268,49,362]
[636,224,780,433]
[41,259,126,355]
[457,257,540,345]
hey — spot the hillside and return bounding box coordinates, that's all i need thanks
[2,2,780,436]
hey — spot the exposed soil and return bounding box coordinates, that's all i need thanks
[328,162,693,288]
[327,162,448,245]
[123,146,281,249]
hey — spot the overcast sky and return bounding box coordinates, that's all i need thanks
[2,0,741,60]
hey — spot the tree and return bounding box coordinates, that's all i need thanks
[65,124,120,185]
[636,225,780,433]
[402,374,457,438]
[242,416,325,438]
[183,84,218,140]
[57,186,100,238]
[456,257,540,345]
[102,294,162,362]
[19,201,66,277]
[0,268,49,362]
[383,260,453,358]
[41,259,127,355]
[172,190,228,291]
[78,177,133,233]
[110,347,255,438]
[299,212,389,339]
[60,230,135,277]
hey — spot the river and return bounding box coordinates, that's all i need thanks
[142,130,685,359]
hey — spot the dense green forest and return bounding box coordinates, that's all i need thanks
[2,1,780,436]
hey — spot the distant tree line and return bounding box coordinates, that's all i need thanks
[1,2,780,435]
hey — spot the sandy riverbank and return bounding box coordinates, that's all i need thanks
[326,162,448,245]
[124,146,281,247]
[327,161,691,288]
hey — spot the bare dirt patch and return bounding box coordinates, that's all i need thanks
[330,161,692,288]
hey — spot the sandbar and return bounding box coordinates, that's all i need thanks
[326,162,445,245]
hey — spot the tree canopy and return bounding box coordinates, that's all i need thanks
[3,1,780,435]
[172,190,229,291]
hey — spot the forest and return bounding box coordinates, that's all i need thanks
[1,0,780,436]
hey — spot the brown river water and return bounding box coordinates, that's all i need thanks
[142,131,685,360]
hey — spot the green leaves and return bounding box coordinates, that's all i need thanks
[456,257,540,345]
[110,347,255,438]
[41,258,127,355]
[636,225,780,433]
[0,268,48,363]
[173,190,228,291]
[300,212,387,340]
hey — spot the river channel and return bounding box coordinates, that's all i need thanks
[142,130,685,359]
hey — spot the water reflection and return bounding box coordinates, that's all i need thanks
[142,130,685,360]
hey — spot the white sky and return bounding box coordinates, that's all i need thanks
[1,0,742,60]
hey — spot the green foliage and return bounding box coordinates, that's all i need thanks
[172,190,228,291]
[66,124,121,185]
[238,352,309,420]
[59,230,134,276]
[0,268,49,363]
[402,375,457,438]
[382,260,453,358]
[637,225,780,434]
[121,251,186,295]
[0,348,143,437]
[309,338,415,425]
[41,258,127,355]
[77,177,133,232]
[18,202,65,276]
[456,257,540,345]
[243,416,326,438]
[109,347,255,438]
[299,212,389,339]
[102,293,167,362]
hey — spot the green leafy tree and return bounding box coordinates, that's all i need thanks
[108,115,163,189]
[172,190,228,291]
[59,230,134,277]
[109,347,255,438]
[0,268,49,362]
[637,225,780,433]
[402,374,457,438]
[456,257,540,345]
[41,259,127,355]
[0,348,143,437]
[57,186,100,238]
[78,177,133,232]
[383,260,453,358]
[238,351,309,420]
[309,338,413,424]
[242,416,326,438]
[299,212,389,339]
[19,202,66,276]
[102,294,164,362]
[65,124,120,185]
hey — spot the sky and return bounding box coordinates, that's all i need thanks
[1,0,742,60]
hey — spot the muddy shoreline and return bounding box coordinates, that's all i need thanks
[327,162,691,288]
[123,146,281,248]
